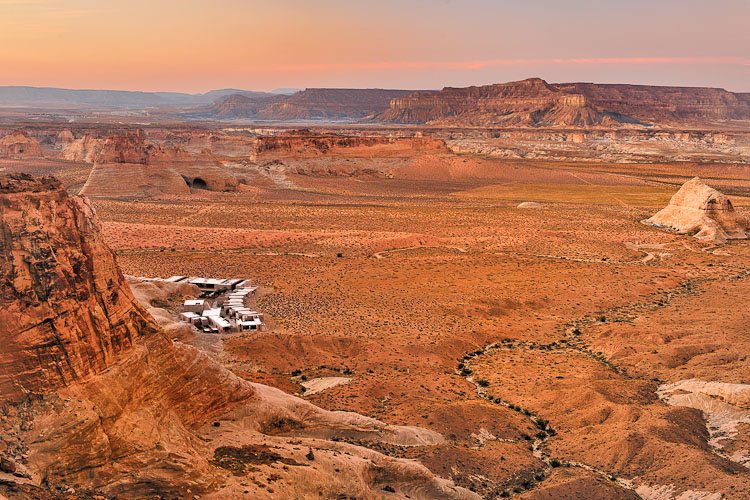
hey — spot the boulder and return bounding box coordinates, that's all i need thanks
[646,177,750,244]
[517,201,543,209]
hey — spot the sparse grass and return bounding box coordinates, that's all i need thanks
[452,183,678,207]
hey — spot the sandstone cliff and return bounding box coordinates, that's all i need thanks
[0,133,43,158]
[373,78,750,128]
[0,173,478,500]
[58,134,104,162]
[248,131,452,178]
[0,173,157,401]
[78,131,238,198]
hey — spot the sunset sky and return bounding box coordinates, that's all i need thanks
[1,0,749,93]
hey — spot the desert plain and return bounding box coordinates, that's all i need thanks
[1,107,750,500]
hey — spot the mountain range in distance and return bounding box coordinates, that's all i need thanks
[2,78,750,128]
[0,86,301,109]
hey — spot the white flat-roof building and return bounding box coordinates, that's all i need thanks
[238,318,263,331]
[179,311,201,325]
[202,307,222,318]
[190,277,247,294]
[183,299,207,314]
[207,315,231,333]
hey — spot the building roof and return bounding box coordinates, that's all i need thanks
[208,316,231,328]
[184,299,205,306]
[180,311,199,318]
[190,278,226,286]
[202,308,222,317]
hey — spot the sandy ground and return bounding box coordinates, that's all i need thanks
[91,153,750,499]
[4,127,750,499]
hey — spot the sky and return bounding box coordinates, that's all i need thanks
[1,0,749,93]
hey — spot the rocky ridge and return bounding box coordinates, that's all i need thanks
[205,88,412,121]
[79,130,238,198]
[373,78,750,128]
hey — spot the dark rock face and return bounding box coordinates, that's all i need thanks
[0,173,159,402]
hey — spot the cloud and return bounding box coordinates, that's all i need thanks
[253,56,750,73]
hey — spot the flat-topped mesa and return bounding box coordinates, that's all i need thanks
[0,173,159,402]
[0,132,43,158]
[646,177,750,244]
[377,78,631,127]
[251,131,450,160]
[375,77,750,127]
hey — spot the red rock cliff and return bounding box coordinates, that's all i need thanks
[374,78,750,127]
[0,173,158,402]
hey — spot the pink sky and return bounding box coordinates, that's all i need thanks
[1,0,749,93]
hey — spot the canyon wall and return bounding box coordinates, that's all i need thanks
[374,78,750,127]
[0,173,158,402]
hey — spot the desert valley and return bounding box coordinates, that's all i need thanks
[0,74,749,500]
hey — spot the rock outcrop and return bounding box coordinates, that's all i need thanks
[0,173,156,401]
[0,132,43,158]
[205,88,412,121]
[248,131,452,178]
[252,130,450,159]
[0,172,477,499]
[58,134,104,162]
[54,129,75,148]
[646,177,750,243]
[373,78,750,127]
[78,131,238,198]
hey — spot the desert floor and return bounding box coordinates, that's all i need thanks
[69,155,750,499]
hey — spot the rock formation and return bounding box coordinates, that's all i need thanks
[252,130,449,159]
[78,131,238,198]
[0,132,43,158]
[517,201,543,209]
[205,88,412,121]
[0,173,155,400]
[248,131,452,178]
[0,172,477,499]
[54,129,75,148]
[646,177,750,243]
[373,78,750,127]
[58,134,104,162]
